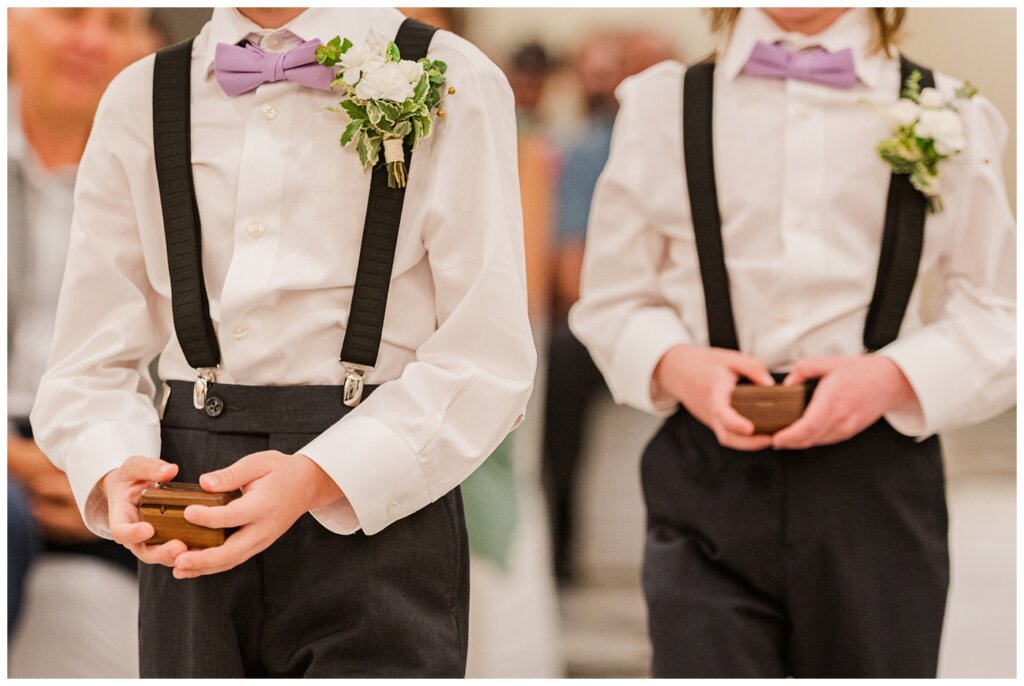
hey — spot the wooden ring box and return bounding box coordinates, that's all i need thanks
[730,384,807,435]
[139,482,242,549]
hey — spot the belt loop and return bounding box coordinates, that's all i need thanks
[341,362,372,407]
[193,366,219,410]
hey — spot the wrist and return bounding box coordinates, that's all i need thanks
[875,355,919,413]
[299,454,344,511]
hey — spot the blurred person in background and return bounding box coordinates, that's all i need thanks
[542,29,676,585]
[401,8,563,676]
[7,6,164,642]
[571,7,1015,678]
[507,41,559,328]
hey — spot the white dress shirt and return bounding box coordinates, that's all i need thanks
[569,8,1015,437]
[31,7,536,538]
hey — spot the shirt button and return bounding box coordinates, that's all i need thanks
[264,35,283,51]
[262,104,277,120]
[247,223,265,239]
[793,215,808,231]
[387,502,401,519]
[232,324,248,340]
[796,106,811,120]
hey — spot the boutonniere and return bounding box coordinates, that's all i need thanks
[315,34,453,189]
[871,70,977,213]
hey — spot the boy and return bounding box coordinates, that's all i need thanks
[32,7,535,677]
[571,7,1014,678]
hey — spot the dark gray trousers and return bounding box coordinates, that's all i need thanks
[641,405,949,678]
[139,381,469,678]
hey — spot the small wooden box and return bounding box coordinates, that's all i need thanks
[139,482,242,549]
[731,384,807,435]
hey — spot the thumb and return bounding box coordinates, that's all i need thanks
[200,454,269,493]
[726,353,775,387]
[120,456,177,483]
[784,357,840,386]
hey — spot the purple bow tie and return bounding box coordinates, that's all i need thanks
[743,40,857,89]
[214,38,334,97]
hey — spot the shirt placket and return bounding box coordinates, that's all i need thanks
[218,40,299,379]
[767,78,828,367]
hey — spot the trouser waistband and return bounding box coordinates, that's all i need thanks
[161,380,378,435]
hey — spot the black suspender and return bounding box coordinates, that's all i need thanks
[864,58,934,351]
[152,19,437,410]
[682,61,739,352]
[154,38,220,373]
[681,56,934,354]
[340,18,436,404]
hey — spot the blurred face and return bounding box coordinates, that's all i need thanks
[577,37,625,115]
[509,70,546,113]
[761,8,848,35]
[8,8,150,122]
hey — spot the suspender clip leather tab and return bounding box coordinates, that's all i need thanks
[193,367,219,410]
[342,363,372,407]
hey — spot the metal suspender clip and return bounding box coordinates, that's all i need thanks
[342,363,372,407]
[193,367,219,410]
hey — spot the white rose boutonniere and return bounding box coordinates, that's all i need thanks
[870,70,977,213]
[315,35,453,188]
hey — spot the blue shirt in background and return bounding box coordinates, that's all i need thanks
[555,113,616,243]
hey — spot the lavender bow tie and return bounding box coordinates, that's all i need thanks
[214,39,334,97]
[743,40,857,89]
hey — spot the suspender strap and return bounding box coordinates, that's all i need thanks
[152,21,438,409]
[682,61,740,351]
[863,56,934,351]
[153,38,221,371]
[681,56,933,354]
[339,17,437,405]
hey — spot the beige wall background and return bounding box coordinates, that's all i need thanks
[465,7,1017,206]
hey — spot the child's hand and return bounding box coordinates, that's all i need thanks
[103,457,186,566]
[654,343,776,451]
[172,451,342,579]
[771,355,919,450]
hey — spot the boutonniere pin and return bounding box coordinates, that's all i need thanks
[870,70,977,213]
[315,34,453,189]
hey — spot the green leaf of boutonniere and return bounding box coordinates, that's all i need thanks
[387,41,401,62]
[339,99,367,122]
[901,69,922,102]
[377,100,401,124]
[340,119,362,147]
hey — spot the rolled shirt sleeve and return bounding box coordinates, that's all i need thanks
[301,48,537,535]
[879,92,1016,437]
[569,68,693,416]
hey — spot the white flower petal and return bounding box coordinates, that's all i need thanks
[919,87,944,110]
[342,68,361,86]
[885,99,920,128]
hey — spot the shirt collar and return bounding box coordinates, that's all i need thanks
[200,8,381,77]
[717,8,889,89]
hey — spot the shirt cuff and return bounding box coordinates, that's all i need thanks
[609,308,691,416]
[65,421,162,539]
[300,415,431,536]
[877,336,958,438]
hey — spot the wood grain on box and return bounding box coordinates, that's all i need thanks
[139,482,242,549]
[731,384,806,435]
